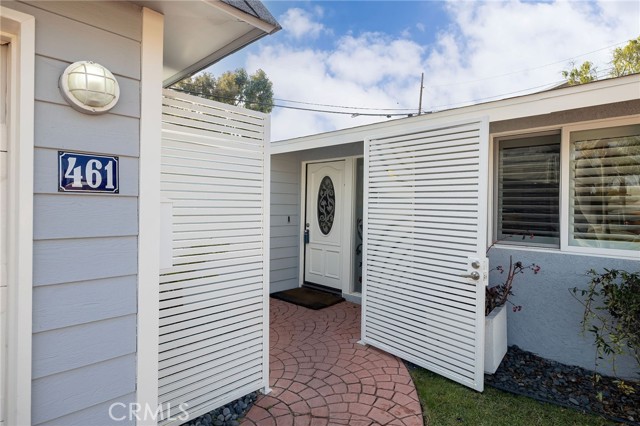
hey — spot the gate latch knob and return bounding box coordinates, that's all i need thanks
[460,271,480,280]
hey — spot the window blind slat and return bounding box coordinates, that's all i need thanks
[497,135,561,246]
[570,126,640,250]
[574,165,639,177]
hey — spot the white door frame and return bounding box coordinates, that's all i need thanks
[0,6,35,426]
[298,156,357,296]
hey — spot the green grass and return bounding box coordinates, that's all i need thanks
[409,367,620,426]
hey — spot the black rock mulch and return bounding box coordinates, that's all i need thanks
[181,392,258,426]
[486,346,640,425]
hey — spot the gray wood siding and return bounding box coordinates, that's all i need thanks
[33,237,138,286]
[32,315,137,379]
[3,2,143,424]
[36,394,136,426]
[32,276,137,333]
[34,194,138,239]
[5,1,141,79]
[27,1,142,42]
[35,102,140,156]
[31,355,136,425]
[270,154,301,293]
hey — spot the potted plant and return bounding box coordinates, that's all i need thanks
[484,256,540,374]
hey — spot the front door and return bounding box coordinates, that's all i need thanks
[304,161,345,290]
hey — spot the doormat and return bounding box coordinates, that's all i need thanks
[271,287,344,310]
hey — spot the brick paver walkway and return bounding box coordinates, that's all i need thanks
[242,298,423,426]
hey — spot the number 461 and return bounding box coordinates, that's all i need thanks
[65,157,115,189]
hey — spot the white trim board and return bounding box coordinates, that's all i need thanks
[271,74,640,154]
[137,7,164,425]
[261,114,272,395]
[0,6,35,426]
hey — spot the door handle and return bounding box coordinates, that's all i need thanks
[460,271,480,280]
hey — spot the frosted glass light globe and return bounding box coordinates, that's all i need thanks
[59,61,120,114]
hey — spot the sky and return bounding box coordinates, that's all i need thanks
[207,0,640,141]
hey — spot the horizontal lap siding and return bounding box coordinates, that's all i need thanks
[160,90,269,424]
[3,1,142,424]
[270,154,300,293]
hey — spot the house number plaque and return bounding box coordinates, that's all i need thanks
[58,151,119,193]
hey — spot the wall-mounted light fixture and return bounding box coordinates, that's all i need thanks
[59,61,120,114]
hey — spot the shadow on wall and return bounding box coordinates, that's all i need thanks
[488,247,639,379]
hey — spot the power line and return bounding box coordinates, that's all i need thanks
[174,70,627,118]
[272,97,415,111]
[175,81,416,112]
[170,87,417,117]
[175,34,632,118]
[175,40,629,115]
[426,65,622,110]
[179,39,632,117]
[428,80,567,110]
[427,40,628,88]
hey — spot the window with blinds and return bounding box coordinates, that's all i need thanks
[497,134,561,246]
[569,124,640,250]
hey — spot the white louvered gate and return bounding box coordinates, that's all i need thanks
[362,118,489,392]
[159,90,270,424]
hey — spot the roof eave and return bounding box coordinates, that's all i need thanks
[162,26,269,87]
[136,0,281,88]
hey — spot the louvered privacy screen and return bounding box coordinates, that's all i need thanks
[159,90,269,424]
[570,124,640,250]
[363,119,488,392]
[497,135,561,246]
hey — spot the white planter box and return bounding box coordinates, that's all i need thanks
[484,304,507,374]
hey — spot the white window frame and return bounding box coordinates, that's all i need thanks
[493,130,562,249]
[490,115,640,261]
[560,116,640,259]
[0,6,35,426]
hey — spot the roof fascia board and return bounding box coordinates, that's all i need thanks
[162,26,266,87]
[206,0,278,34]
[271,74,640,154]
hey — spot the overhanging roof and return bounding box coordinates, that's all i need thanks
[137,0,280,87]
[271,74,640,154]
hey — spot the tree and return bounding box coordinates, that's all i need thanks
[172,68,274,113]
[244,70,274,113]
[562,61,597,86]
[611,36,640,77]
[562,36,640,85]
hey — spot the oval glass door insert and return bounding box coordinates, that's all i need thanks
[317,176,336,235]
